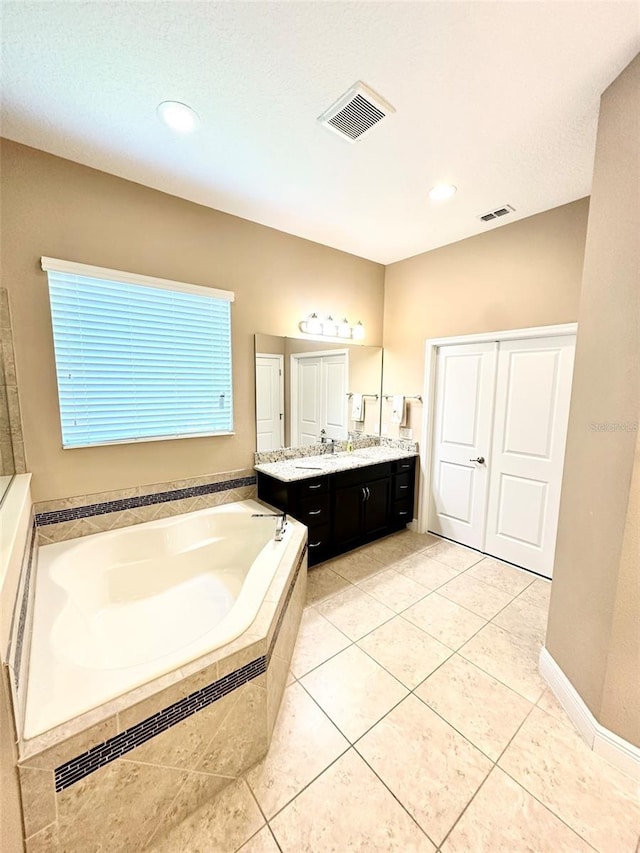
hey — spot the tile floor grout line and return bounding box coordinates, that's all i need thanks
[435,697,542,850]
[264,823,284,853]
[408,665,533,766]
[455,643,545,706]
[351,743,440,850]
[241,779,283,853]
[497,768,602,852]
[493,704,603,853]
[258,741,352,826]
[432,760,496,850]
[436,573,522,622]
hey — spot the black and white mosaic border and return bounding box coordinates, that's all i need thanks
[54,543,306,792]
[35,476,257,527]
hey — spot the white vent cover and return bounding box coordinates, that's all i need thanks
[318,81,395,143]
[478,204,516,222]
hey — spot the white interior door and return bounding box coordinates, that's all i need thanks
[322,354,348,439]
[429,342,498,549]
[255,354,284,451]
[484,335,575,577]
[297,356,322,445]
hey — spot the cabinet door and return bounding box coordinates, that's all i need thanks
[332,484,365,547]
[363,478,390,538]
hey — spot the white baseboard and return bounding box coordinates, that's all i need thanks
[539,647,640,780]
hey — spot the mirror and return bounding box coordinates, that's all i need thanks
[255,334,383,451]
[0,289,16,504]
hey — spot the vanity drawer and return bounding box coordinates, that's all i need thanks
[393,473,413,501]
[391,499,413,522]
[392,458,415,474]
[298,495,330,527]
[306,524,331,565]
[296,476,328,498]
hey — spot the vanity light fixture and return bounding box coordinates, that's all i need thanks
[322,315,338,337]
[338,318,352,338]
[157,101,200,133]
[352,321,365,341]
[428,183,457,201]
[298,314,365,341]
[301,312,323,335]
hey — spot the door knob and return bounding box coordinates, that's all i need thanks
[469,456,485,464]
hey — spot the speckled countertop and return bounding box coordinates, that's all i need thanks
[254,445,417,483]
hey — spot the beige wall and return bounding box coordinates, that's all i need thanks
[0,140,384,502]
[382,198,589,438]
[547,55,640,746]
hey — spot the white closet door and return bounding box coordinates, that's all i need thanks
[484,335,575,577]
[429,342,498,549]
[255,354,284,451]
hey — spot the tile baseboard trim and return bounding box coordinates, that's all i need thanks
[35,475,257,527]
[539,646,640,779]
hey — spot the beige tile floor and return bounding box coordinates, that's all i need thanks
[149,531,640,853]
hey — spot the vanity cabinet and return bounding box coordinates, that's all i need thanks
[332,463,391,550]
[257,456,416,566]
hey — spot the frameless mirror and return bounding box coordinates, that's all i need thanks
[255,334,383,451]
[0,291,16,505]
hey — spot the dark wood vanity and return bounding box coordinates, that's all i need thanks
[257,455,416,566]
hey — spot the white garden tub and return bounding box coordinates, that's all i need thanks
[24,499,295,739]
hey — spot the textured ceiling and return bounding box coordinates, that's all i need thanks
[1,2,639,264]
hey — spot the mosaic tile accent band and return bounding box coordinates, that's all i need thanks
[11,519,37,690]
[54,543,307,792]
[36,476,257,527]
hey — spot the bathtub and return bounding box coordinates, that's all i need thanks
[24,499,298,739]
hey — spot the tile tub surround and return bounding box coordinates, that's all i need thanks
[17,536,307,852]
[34,468,257,544]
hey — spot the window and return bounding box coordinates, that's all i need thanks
[42,258,234,448]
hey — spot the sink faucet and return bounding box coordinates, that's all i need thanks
[320,429,337,454]
[251,511,288,541]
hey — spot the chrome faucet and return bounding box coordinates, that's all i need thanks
[251,511,288,541]
[320,429,337,454]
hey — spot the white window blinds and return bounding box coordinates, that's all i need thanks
[42,259,234,448]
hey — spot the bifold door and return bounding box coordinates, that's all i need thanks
[429,334,575,577]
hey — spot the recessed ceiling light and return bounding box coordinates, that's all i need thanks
[157,101,200,134]
[428,184,457,201]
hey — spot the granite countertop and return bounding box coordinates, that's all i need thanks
[254,445,418,483]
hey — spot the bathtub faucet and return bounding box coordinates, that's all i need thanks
[251,511,288,541]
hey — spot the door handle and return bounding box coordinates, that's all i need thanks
[366,486,370,500]
[308,509,322,516]
[469,456,486,464]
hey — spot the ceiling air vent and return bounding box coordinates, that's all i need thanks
[318,81,395,143]
[479,204,516,222]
